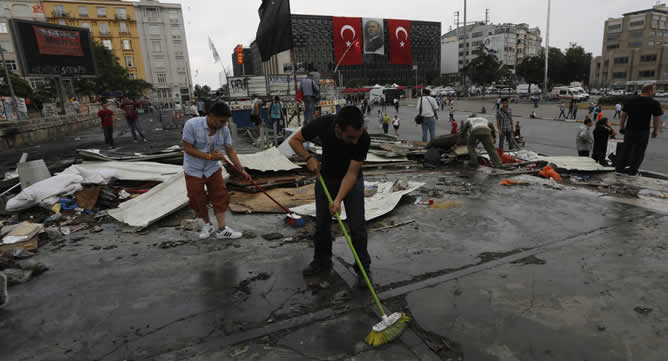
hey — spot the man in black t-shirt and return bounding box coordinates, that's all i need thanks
[289,106,372,288]
[616,84,663,176]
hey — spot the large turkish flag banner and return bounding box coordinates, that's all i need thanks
[333,17,363,66]
[388,19,412,65]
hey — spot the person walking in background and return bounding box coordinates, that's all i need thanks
[381,113,391,134]
[377,110,383,129]
[299,72,319,126]
[121,97,146,143]
[592,117,617,166]
[392,115,400,136]
[416,89,439,142]
[614,103,622,118]
[567,100,574,119]
[393,98,400,114]
[576,117,594,157]
[593,104,600,122]
[572,101,578,120]
[616,84,663,176]
[269,96,286,146]
[496,96,501,112]
[97,102,115,149]
[189,102,198,119]
[197,99,207,116]
[496,97,516,150]
[557,102,567,120]
[449,103,456,122]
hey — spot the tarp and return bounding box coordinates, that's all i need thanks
[77,148,184,162]
[64,162,184,183]
[290,181,424,221]
[535,156,614,172]
[237,147,300,172]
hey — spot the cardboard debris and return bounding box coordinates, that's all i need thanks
[230,185,315,213]
[75,186,101,210]
[291,181,424,221]
[237,148,300,172]
[2,222,44,245]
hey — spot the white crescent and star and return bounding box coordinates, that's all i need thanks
[395,26,408,47]
[340,25,356,48]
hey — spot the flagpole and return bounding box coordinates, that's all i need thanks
[291,48,301,124]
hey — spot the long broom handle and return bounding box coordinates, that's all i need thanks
[220,156,293,215]
[318,175,386,316]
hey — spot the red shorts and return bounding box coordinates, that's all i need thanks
[184,168,229,221]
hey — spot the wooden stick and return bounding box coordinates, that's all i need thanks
[371,219,416,232]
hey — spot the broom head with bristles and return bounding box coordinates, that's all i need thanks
[365,312,410,346]
[284,212,305,228]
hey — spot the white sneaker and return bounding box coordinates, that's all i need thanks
[215,226,242,239]
[199,223,216,239]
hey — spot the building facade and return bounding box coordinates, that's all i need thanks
[134,0,192,105]
[42,0,145,82]
[231,47,256,77]
[246,14,441,85]
[590,4,668,90]
[0,0,47,81]
[441,22,542,75]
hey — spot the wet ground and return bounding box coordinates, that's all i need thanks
[1,110,668,361]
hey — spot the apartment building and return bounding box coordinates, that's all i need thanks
[590,3,668,90]
[0,0,47,83]
[134,0,192,105]
[42,0,146,81]
[441,22,542,75]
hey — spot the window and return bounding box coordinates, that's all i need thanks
[150,25,161,35]
[650,31,656,37]
[607,34,620,41]
[630,31,643,38]
[630,20,645,27]
[607,44,620,49]
[128,73,136,80]
[102,40,112,50]
[99,22,110,35]
[608,24,622,31]
[144,7,159,18]
[81,22,90,29]
[614,57,629,64]
[171,27,180,39]
[55,5,65,16]
[472,32,483,38]
[151,40,161,51]
[125,55,135,68]
[0,41,11,52]
[157,73,167,84]
[97,7,106,17]
[116,8,126,20]
[649,41,655,47]
[168,9,178,21]
[119,22,128,33]
[153,58,166,68]
[58,20,65,25]
[629,41,642,48]
[79,6,88,17]
[122,39,132,50]
[639,70,655,77]
[2,60,17,71]
[641,54,657,62]
[612,72,627,79]
[173,40,182,47]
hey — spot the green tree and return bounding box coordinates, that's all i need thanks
[90,42,152,98]
[563,43,592,85]
[33,79,58,103]
[462,45,506,85]
[193,84,211,99]
[516,56,544,85]
[0,69,33,98]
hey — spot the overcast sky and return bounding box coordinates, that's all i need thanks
[180,0,654,88]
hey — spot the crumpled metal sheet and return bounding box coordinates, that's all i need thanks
[535,156,614,172]
[237,147,300,172]
[290,181,424,221]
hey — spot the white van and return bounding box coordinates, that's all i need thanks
[551,87,582,101]
[516,84,542,96]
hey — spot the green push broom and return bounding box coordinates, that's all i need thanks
[318,175,410,346]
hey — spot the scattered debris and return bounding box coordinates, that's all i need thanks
[364,185,378,197]
[498,179,529,186]
[634,306,653,315]
[179,219,200,231]
[242,231,257,239]
[262,233,283,241]
[511,255,546,265]
[229,345,249,357]
[538,166,562,182]
[236,272,271,294]
[392,179,410,192]
[429,201,463,209]
[371,219,416,232]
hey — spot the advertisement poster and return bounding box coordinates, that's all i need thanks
[33,26,84,57]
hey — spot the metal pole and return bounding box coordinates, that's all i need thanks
[0,47,19,116]
[463,0,468,94]
[544,0,551,99]
[291,48,301,124]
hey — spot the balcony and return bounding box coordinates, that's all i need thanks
[115,15,133,21]
[51,11,71,18]
[99,31,111,37]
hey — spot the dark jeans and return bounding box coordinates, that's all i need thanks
[314,176,369,271]
[127,118,145,140]
[304,96,316,125]
[498,130,515,150]
[382,123,389,134]
[578,150,590,157]
[103,126,114,147]
[615,131,650,175]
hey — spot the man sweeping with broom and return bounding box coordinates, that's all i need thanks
[290,106,409,346]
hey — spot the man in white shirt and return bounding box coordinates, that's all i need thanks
[460,116,502,168]
[415,89,439,142]
[614,103,622,119]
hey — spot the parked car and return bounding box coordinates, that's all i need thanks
[655,91,666,97]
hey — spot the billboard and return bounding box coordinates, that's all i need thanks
[9,19,96,77]
[362,18,384,55]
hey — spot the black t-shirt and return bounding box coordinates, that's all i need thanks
[302,115,371,178]
[622,96,663,133]
[593,124,613,145]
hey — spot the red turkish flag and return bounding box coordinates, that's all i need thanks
[333,17,363,66]
[388,19,412,65]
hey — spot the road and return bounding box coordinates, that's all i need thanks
[372,99,668,174]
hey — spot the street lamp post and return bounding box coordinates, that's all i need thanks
[543,0,551,99]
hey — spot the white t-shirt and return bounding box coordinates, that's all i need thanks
[467,117,490,131]
[392,117,400,126]
[416,96,438,117]
[616,104,622,111]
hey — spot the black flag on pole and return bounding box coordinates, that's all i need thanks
[256,0,293,62]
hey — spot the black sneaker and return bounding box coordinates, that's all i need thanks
[0,272,8,308]
[302,261,332,277]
